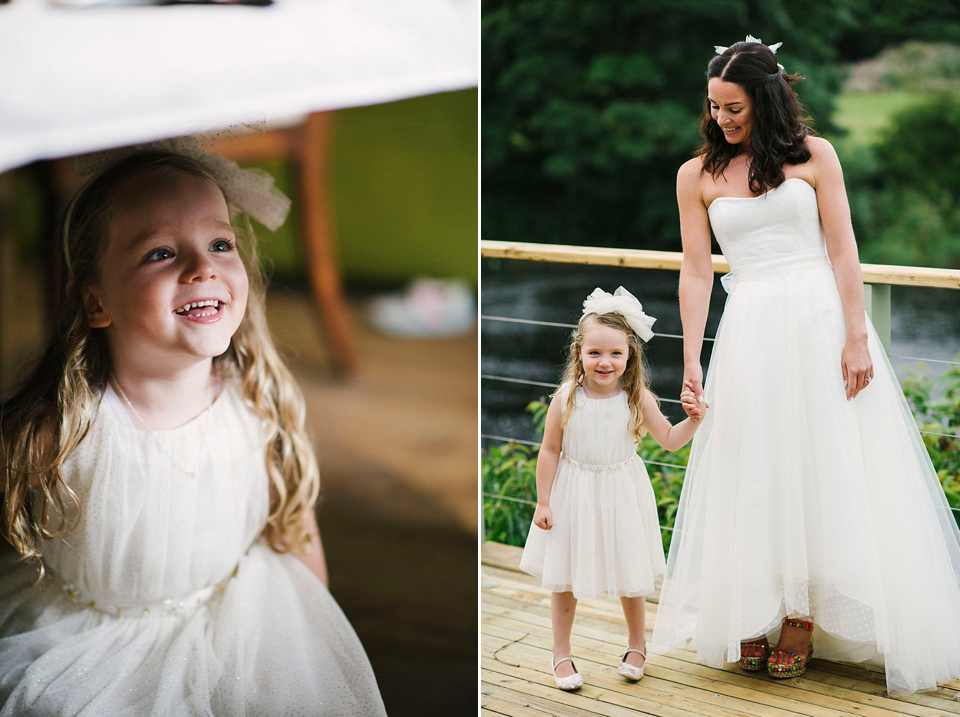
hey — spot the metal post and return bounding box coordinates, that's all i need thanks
[864,283,891,354]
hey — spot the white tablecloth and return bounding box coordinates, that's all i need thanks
[0,0,477,172]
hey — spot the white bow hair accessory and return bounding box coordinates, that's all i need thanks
[715,34,783,56]
[75,132,291,232]
[581,286,656,342]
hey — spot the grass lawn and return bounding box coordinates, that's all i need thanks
[832,91,929,145]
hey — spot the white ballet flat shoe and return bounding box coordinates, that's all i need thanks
[551,655,584,691]
[617,648,646,681]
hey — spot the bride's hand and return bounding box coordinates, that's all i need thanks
[842,339,873,400]
[682,364,705,414]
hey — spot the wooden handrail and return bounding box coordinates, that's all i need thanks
[481,241,960,290]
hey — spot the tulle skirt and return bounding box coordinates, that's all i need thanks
[0,541,386,716]
[520,456,666,599]
[652,260,960,694]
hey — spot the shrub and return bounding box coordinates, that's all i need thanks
[854,93,960,268]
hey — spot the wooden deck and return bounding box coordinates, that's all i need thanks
[481,541,960,717]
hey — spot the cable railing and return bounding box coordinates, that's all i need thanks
[481,242,960,530]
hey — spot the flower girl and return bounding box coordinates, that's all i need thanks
[519,287,707,690]
[0,150,387,715]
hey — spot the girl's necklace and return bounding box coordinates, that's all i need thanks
[111,379,211,476]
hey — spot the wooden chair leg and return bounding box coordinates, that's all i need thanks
[298,112,357,376]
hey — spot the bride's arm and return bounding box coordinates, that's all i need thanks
[677,158,714,402]
[809,137,874,400]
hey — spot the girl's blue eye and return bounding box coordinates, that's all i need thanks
[145,247,174,262]
[211,239,235,252]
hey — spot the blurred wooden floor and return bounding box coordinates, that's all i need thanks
[269,289,478,716]
[482,542,960,717]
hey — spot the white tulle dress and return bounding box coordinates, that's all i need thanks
[0,382,387,716]
[651,177,960,694]
[519,383,665,599]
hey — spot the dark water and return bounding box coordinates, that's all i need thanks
[481,257,960,445]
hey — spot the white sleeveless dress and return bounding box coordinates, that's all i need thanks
[651,178,960,694]
[519,384,665,599]
[0,382,386,716]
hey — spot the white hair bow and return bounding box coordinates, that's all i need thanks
[581,286,656,342]
[715,34,782,56]
[75,133,291,232]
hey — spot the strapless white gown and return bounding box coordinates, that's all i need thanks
[652,178,960,694]
[0,383,386,716]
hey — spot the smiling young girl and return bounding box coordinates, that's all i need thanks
[519,287,706,690]
[0,151,386,715]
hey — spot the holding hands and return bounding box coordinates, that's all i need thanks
[681,377,709,422]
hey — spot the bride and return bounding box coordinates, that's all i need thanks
[651,35,960,693]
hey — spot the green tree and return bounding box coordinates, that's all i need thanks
[482,0,851,250]
[836,1,960,60]
[852,93,960,268]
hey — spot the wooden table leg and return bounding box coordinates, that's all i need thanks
[298,112,357,376]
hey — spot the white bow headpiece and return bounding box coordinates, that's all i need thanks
[715,34,782,56]
[581,287,656,342]
[75,133,291,232]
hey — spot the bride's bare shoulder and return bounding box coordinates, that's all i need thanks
[678,156,706,179]
[804,136,838,160]
[801,136,843,187]
[677,156,707,194]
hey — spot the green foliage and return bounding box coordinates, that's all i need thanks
[832,91,928,144]
[869,42,960,92]
[482,0,848,250]
[837,5,960,60]
[902,357,960,521]
[481,440,538,546]
[846,93,960,268]
[481,399,544,546]
[874,94,960,194]
[638,432,689,552]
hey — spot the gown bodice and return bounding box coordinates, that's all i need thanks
[561,385,639,466]
[707,177,829,276]
[42,383,269,612]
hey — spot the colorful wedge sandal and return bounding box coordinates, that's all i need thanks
[737,638,770,671]
[768,618,814,679]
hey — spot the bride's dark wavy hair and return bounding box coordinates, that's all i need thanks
[699,40,816,194]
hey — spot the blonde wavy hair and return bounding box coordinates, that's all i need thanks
[558,312,655,442]
[0,152,320,576]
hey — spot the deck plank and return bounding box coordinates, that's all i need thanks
[488,616,946,717]
[481,541,960,716]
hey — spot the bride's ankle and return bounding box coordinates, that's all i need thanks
[780,617,814,637]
